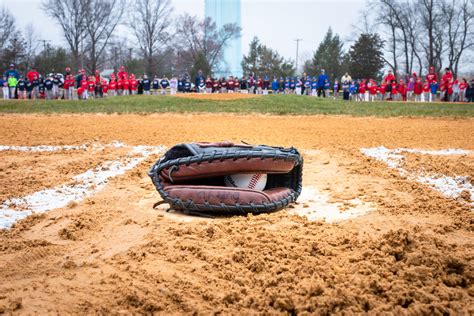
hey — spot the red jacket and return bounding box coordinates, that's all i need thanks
[397,83,407,94]
[442,72,453,83]
[426,72,438,84]
[414,82,423,94]
[27,71,39,82]
[384,73,396,83]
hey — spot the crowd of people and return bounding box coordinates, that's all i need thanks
[1,63,474,102]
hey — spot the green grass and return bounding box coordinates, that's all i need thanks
[0,94,472,117]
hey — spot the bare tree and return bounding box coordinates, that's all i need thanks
[0,7,16,52]
[174,14,241,76]
[129,0,173,76]
[42,0,88,70]
[441,0,474,77]
[23,24,40,70]
[83,0,125,72]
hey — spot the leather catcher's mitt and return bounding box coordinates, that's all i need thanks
[148,142,303,215]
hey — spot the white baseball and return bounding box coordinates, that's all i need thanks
[224,173,267,191]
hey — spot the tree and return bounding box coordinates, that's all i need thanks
[129,0,173,76]
[0,7,16,52]
[33,45,70,74]
[349,33,385,80]
[23,24,40,71]
[83,0,125,72]
[305,28,346,80]
[241,37,295,78]
[174,14,241,76]
[42,0,88,70]
[1,31,27,73]
[441,0,474,77]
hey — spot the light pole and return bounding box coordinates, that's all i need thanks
[294,38,302,75]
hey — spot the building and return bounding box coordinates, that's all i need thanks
[204,0,242,78]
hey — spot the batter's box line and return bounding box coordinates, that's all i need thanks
[360,146,473,208]
[0,140,128,153]
[0,143,166,229]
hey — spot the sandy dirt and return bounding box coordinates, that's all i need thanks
[0,113,473,314]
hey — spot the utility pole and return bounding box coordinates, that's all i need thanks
[294,38,302,75]
[39,39,51,54]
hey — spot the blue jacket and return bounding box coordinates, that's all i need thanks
[271,81,279,91]
[4,69,20,80]
[317,74,328,88]
[430,82,439,94]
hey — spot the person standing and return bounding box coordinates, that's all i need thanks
[160,76,170,95]
[7,74,18,99]
[413,78,423,102]
[44,75,54,100]
[4,64,20,80]
[383,69,396,84]
[142,75,151,95]
[317,69,328,97]
[195,70,205,92]
[441,68,453,102]
[17,77,26,99]
[1,76,9,99]
[459,78,468,102]
[169,76,178,95]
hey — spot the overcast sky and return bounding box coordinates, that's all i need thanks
[1,0,366,64]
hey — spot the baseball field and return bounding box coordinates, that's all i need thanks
[0,95,473,314]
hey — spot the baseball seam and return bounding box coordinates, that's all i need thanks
[248,174,262,190]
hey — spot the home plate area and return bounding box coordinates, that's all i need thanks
[1,143,471,229]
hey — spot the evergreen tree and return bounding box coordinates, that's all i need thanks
[348,33,385,80]
[241,37,294,78]
[33,45,70,74]
[305,28,345,81]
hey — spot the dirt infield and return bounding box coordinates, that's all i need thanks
[0,114,473,314]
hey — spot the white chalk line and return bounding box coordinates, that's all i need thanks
[0,141,127,153]
[361,146,473,208]
[0,143,165,229]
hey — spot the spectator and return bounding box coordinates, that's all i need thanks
[7,74,18,99]
[414,78,423,102]
[142,75,151,95]
[160,76,170,95]
[452,80,460,102]
[465,80,474,102]
[459,78,468,102]
[17,77,26,99]
[44,75,54,100]
[263,76,270,95]
[333,79,340,99]
[25,78,34,100]
[426,66,438,84]
[152,76,160,95]
[4,64,20,80]
[195,70,205,92]
[430,80,439,102]
[384,69,396,84]
[317,69,328,97]
[341,72,352,85]
[1,76,8,100]
[27,67,39,82]
[170,75,178,95]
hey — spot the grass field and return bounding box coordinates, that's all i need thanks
[0,94,472,117]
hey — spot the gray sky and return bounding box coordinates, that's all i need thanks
[1,0,365,64]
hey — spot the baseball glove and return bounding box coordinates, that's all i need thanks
[148,142,303,215]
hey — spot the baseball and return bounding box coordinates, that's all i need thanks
[224,173,267,191]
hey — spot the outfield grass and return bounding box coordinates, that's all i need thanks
[0,94,472,117]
